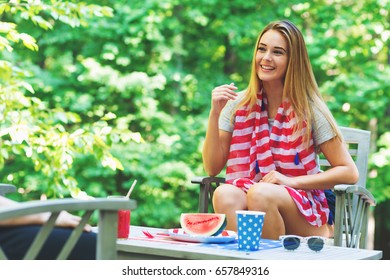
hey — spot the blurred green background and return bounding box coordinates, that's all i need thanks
[0,0,389,257]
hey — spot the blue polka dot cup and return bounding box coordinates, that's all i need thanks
[236,210,266,251]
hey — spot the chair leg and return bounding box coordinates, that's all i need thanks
[0,247,8,260]
[334,192,345,247]
[359,202,370,249]
[198,183,209,213]
[97,210,118,260]
[208,186,215,212]
[351,197,365,248]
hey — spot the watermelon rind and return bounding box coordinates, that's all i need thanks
[180,213,227,236]
[212,218,227,236]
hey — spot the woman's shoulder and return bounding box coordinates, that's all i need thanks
[311,105,336,147]
[311,105,327,125]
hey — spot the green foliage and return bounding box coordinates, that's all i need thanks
[0,0,389,228]
[0,0,138,200]
[369,132,390,203]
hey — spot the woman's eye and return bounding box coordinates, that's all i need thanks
[257,47,266,52]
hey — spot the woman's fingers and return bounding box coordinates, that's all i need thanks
[210,83,238,113]
[212,83,238,99]
[261,171,298,188]
[262,170,279,184]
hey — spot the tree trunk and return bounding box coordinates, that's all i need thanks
[374,201,390,259]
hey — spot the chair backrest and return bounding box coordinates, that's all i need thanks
[0,190,136,260]
[319,127,373,248]
[318,126,370,189]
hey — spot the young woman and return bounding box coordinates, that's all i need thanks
[202,20,358,240]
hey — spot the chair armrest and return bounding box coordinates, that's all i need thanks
[0,198,136,220]
[0,184,17,196]
[333,184,376,206]
[191,176,226,185]
[192,176,226,213]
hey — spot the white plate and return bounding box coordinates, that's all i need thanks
[167,228,237,244]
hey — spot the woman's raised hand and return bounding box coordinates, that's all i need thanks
[211,83,238,114]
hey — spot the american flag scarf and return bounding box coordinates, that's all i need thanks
[225,92,330,227]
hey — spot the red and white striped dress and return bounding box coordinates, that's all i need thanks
[225,92,330,227]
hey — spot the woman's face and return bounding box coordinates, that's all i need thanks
[255,30,289,85]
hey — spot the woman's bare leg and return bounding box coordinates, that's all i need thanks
[247,182,334,240]
[212,184,247,231]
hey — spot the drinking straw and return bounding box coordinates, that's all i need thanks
[125,180,137,199]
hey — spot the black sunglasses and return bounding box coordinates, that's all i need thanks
[279,235,326,252]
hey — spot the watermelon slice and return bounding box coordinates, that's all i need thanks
[180,213,227,236]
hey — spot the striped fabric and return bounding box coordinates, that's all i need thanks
[225,92,330,227]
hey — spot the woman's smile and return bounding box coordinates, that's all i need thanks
[260,64,276,71]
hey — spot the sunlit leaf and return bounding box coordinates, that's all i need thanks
[21,81,35,93]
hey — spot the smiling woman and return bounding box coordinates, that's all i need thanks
[202,20,359,241]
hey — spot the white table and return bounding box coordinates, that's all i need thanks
[116,226,382,260]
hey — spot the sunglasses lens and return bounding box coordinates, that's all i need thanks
[282,237,300,250]
[307,237,324,252]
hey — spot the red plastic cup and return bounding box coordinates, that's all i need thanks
[108,196,131,239]
[117,209,130,238]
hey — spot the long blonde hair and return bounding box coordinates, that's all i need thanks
[238,20,341,147]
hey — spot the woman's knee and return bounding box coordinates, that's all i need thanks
[212,184,246,210]
[247,182,282,210]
